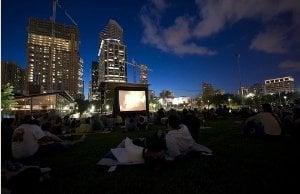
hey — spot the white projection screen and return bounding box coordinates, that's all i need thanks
[119,90,146,111]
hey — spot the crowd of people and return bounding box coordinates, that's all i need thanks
[2,99,300,163]
[2,98,300,193]
[242,101,300,138]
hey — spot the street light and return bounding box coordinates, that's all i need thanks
[284,96,287,105]
[228,98,232,107]
[90,105,95,113]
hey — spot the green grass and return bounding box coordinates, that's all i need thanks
[38,119,300,194]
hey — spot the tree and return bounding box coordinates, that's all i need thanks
[159,90,174,99]
[75,99,90,115]
[1,83,17,114]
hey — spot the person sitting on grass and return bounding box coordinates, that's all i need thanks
[137,115,147,131]
[125,114,138,131]
[11,115,85,161]
[138,114,211,162]
[91,115,105,131]
[182,110,201,143]
[12,115,51,160]
[99,114,212,168]
[75,118,91,133]
[41,122,86,148]
[291,102,300,138]
[165,114,202,160]
[243,103,282,137]
[2,115,16,163]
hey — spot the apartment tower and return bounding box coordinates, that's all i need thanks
[27,18,82,98]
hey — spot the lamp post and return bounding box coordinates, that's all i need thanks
[236,53,244,106]
[278,92,282,105]
[105,104,110,114]
[228,98,231,108]
[284,96,287,105]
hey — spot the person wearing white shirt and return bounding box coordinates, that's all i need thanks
[165,114,212,160]
[12,117,46,159]
[12,116,63,159]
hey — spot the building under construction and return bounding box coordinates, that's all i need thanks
[139,64,148,84]
[27,18,83,99]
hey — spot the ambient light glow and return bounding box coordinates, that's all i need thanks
[119,90,146,111]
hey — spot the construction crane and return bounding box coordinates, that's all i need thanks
[124,59,152,84]
[49,0,78,92]
[56,1,78,26]
[51,0,78,26]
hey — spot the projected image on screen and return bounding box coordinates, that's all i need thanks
[119,90,146,111]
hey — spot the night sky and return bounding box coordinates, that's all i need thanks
[2,0,300,98]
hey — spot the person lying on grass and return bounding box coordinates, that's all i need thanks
[41,122,86,147]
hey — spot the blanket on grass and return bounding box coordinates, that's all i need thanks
[97,137,212,169]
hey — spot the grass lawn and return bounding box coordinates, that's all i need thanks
[38,119,300,194]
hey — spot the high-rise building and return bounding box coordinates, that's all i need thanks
[97,19,127,83]
[1,61,25,94]
[264,76,295,94]
[249,83,264,95]
[238,86,249,96]
[89,61,99,101]
[27,18,82,98]
[139,64,148,84]
[77,58,84,99]
[238,83,265,96]
[202,82,215,97]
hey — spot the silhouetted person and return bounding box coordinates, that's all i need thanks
[156,108,166,124]
[165,114,195,160]
[182,112,201,142]
[2,116,15,162]
[291,104,300,138]
[243,103,282,137]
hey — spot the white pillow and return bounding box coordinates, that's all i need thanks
[111,137,144,163]
[124,137,144,163]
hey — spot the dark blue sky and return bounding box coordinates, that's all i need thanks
[2,0,300,98]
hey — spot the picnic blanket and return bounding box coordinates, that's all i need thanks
[97,137,212,169]
[97,137,145,167]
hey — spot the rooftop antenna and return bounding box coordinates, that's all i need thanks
[236,53,244,106]
[52,0,57,22]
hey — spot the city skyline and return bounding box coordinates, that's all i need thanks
[2,0,300,98]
